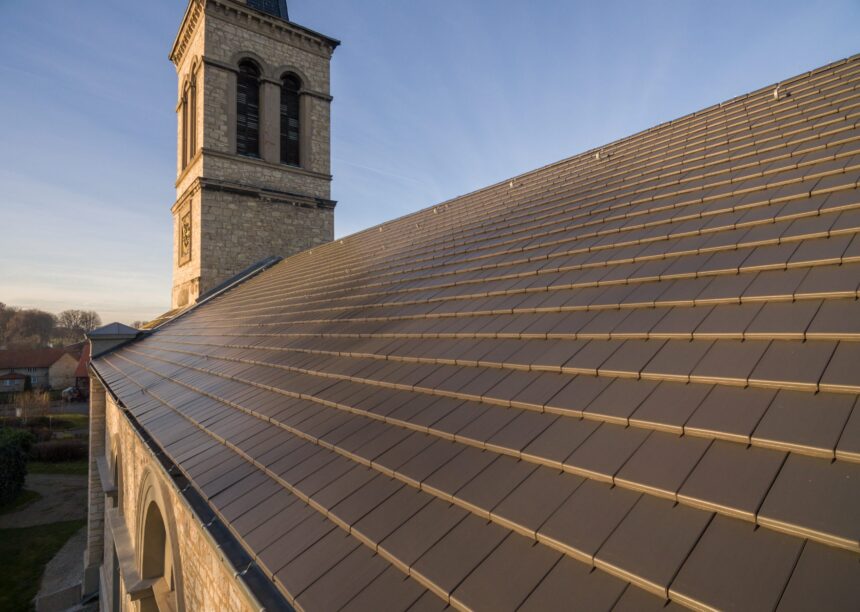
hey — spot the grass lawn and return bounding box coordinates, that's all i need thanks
[28,461,88,476]
[0,519,86,611]
[0,489,41,516]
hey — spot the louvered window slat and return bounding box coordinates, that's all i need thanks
[280,74,301,166]
[237,62,260,157]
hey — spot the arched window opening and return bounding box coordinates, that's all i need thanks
[180,85,189,168]
[180,66,199,170]
[236,60,261,157]
[141,501,177,612]
[280,74,301,166]
[111,548,121,612]
[112,453,123,509]
[188,66,198,161]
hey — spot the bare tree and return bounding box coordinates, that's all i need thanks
[57,310,80,331]
[79,310,102,333]
[57,309,103,342]
[14,390,51,420]
[5,309,56,347]
[0,306,102,347]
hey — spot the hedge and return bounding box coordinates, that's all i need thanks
[29,439,87,463]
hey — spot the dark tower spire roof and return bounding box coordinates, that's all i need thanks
[245,0,289,20]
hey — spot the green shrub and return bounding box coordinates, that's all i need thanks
[0,428,35,453]
[0,428,35,506]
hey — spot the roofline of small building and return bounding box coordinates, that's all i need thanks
[0,347,80,369]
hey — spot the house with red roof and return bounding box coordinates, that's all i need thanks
[0,347,79,390]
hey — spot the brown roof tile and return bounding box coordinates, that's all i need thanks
[342,565,428,611]
[378,498,466,570]
[758,454,860,551]
[752,390,855,458]
[491,467,583,538]
[678,440,785,521]
[594,495,713,597]
[563,424,650,481]
[450,533,560,611]
[777,541,860,612]
[614,432,711,499]
[537,477,640,562]
[411,514,508,601]
[669,515,804,611]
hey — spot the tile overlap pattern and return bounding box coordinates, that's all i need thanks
[95,56,860,610]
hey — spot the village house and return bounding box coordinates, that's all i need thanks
[79,0,860,610]
[0,372,27,394]
[0,347,79,391]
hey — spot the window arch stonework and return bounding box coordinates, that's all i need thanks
[179,62,199,170]
[110,435,124,509]
[135,472,186,612]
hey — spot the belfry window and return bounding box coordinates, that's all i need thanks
[236,60,261,157]
[280,74,301,166]
[180,87,188,168]
[188,66,197,160]
[180,66,198,169]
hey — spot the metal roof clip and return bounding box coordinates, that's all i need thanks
[237,562,254,577]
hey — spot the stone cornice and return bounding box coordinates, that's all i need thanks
[208,0,339,60]
[173,175,336,212]
[171,181,202,213]
[197,147,332,182]
[169,0,204,67]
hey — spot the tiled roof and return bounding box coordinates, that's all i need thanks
[93,55,860,611]
[139,308,183,330]
[0,347,73,369]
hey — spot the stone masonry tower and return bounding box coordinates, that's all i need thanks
[169,0,339,308]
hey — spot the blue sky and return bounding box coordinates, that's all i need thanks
[0,0,858,324]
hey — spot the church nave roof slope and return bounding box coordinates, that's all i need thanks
[94,53,860,611]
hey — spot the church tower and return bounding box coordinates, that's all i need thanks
[169,0,339,308]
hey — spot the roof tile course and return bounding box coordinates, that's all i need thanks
[94,56,860,610]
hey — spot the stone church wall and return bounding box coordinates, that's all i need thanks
[199,188,333,294]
